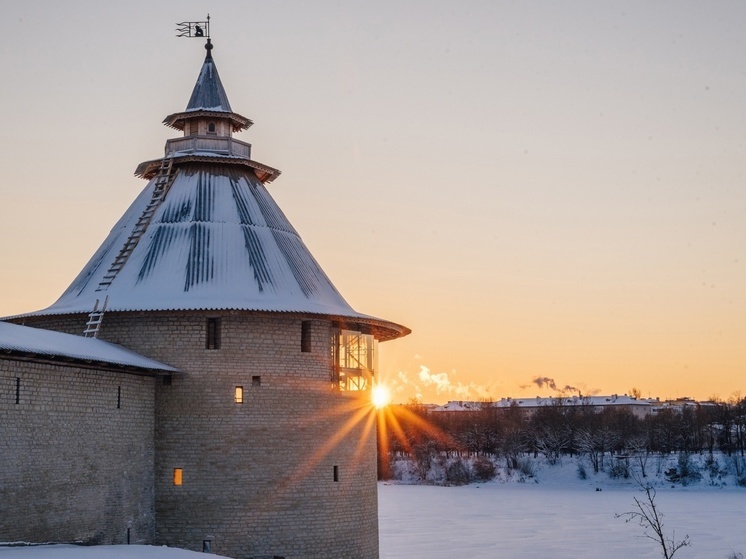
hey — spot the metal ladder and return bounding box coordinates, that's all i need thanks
[83,296,108,338]
[96,158,176,291]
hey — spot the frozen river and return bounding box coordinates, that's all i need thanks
[378,482,746,559]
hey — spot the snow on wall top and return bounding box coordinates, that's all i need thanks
[0,321,178,373]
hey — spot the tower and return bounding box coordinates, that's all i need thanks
[17,39,409,558]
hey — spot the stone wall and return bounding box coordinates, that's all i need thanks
[0,358,156,545]
[22,311,380,559]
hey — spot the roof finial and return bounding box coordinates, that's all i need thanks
[205,38,213,59]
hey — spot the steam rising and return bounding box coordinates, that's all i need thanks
[392,365,492,402]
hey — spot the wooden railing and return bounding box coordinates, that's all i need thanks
[165,136,251,159]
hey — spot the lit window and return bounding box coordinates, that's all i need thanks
[173,468,183,486]
[206,317,221,350]
[234,386,243,404]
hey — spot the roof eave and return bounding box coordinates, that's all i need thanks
[163,110,252,132]
[6,309,410,343]
[134,155,281,184]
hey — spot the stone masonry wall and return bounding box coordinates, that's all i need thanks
[23,312,380,559]
[0,359,156,545]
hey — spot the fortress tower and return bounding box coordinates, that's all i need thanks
[11,39,409,558]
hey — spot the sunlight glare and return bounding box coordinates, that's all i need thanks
[372,384,392,409]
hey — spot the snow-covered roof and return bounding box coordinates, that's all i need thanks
[9,43,409,342]
[23,166,406,336]
[432,395,652,412]
[163,42,251,133]
[0,321,178,373]
[186,42,232,112]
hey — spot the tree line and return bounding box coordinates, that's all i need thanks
[378,395,746,482]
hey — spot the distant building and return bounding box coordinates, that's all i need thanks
[431,394,653,419]
[1,39,409,559]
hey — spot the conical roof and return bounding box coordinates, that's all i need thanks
[185,41,232,112]
[163,41,252,133]
[18,44,408,341]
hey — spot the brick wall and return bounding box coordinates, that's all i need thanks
[0,359,156,545]
[20,311,380,559]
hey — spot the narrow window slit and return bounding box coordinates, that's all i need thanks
[206,317,221,350]
[301,321,312,353]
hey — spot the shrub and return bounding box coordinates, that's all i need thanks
[665,453,701,486]
[445,459,472,485]
[577,462,587,480]
[705,454,721,478]
[608,458,630,479]
[516,456,536,478]
[472,456,496,482]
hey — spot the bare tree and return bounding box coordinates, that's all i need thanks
[628,434,651,478]
[616,480,691,559]
[575,427,618,473]
[534,426,571,465]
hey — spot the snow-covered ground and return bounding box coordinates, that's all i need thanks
[0,546,230,559]
[379,455,746,559]
[379,483,745,558]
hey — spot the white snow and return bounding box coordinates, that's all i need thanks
[18,169,399,335]
[379,483,746,559]
[379,456,746,559]
[0,321,177,372]
[0,545,230,559]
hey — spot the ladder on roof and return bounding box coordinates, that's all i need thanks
[96,158,176,291]
[83,296,108,338]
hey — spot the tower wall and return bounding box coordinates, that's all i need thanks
[23,311,380,559]
[0,358,156,545]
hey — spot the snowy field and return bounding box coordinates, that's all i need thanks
[379,481,746,559]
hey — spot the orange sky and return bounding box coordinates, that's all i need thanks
[1,2,745,404]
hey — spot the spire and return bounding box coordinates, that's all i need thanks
[185,39,232,112]
[162,39,251,133]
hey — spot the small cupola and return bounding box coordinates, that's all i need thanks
[162,39,252,137]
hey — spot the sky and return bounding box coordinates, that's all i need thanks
[1,1,745,404]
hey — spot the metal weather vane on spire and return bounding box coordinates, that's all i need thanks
[176,14,210,38]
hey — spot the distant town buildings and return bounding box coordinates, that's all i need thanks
[428,394,715,419]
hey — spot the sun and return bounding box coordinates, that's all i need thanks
[372,384,392,409]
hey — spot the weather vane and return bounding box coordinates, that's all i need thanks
[176,14,210,39]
